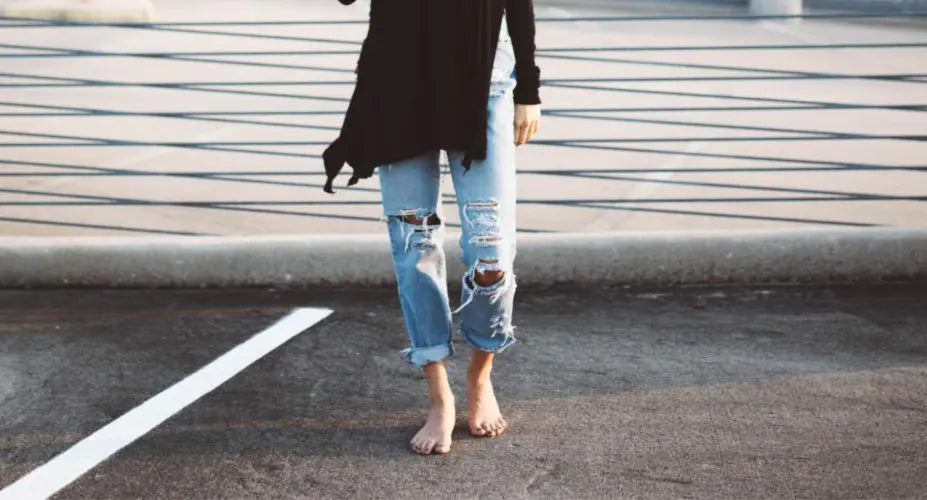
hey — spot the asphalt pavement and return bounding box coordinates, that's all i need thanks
[1,282,925,498]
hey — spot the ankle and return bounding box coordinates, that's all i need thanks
[468,350,494,381]
[422,360,448,379]
[425,377,454,404]
[467,372,492,391]
[428,386,454,404]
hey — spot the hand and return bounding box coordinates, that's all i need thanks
[514,103,541,145]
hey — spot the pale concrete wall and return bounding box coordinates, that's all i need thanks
[750,0,803,15]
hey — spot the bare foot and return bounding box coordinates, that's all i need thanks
[467,350,508,438]
[410,362,456,455]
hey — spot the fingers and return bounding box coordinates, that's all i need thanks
[527,120,539,142]
[514,121,526,145]
[513,103,541,145]
[514,118,540,145]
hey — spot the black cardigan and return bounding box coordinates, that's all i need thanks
[322,0,542,193]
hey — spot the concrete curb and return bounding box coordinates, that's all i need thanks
[0,0,153,22]
[0,227,925,288]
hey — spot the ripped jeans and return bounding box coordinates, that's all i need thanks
[376,22,518,367]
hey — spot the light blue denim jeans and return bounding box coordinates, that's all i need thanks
[377,17,518,367]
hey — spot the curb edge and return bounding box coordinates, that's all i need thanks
[1,227,925,288]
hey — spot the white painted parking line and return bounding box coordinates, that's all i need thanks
[0,307,333,500]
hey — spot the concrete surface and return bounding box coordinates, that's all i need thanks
[751,0,803,16]
[0,283,925,498]
[0,226,925,288]
[0,0,153,22]
[0,0,925,236]
[808,0,927,13]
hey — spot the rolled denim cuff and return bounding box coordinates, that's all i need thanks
[401,342,454,367]
[460,327,517,354]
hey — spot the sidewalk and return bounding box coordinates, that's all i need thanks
[0,0,925,236]
[0,0,152,22]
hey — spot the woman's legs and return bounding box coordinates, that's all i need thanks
[378,15,519,452]
[467,350,506,437]
[377,149,453,366]
[445,24,519,438]
[377,149,456,454]
[411,360,455,454]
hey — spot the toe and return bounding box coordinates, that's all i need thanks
[412,437,430,454]
[434,442,452,454]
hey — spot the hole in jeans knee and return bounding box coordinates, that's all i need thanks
[394,209,441,226]
[454,258,516,314]
[474,259,504,286]
[396,212,441,226]
[387,208,443,253]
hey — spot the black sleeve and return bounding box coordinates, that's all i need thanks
[505,0,542,105]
